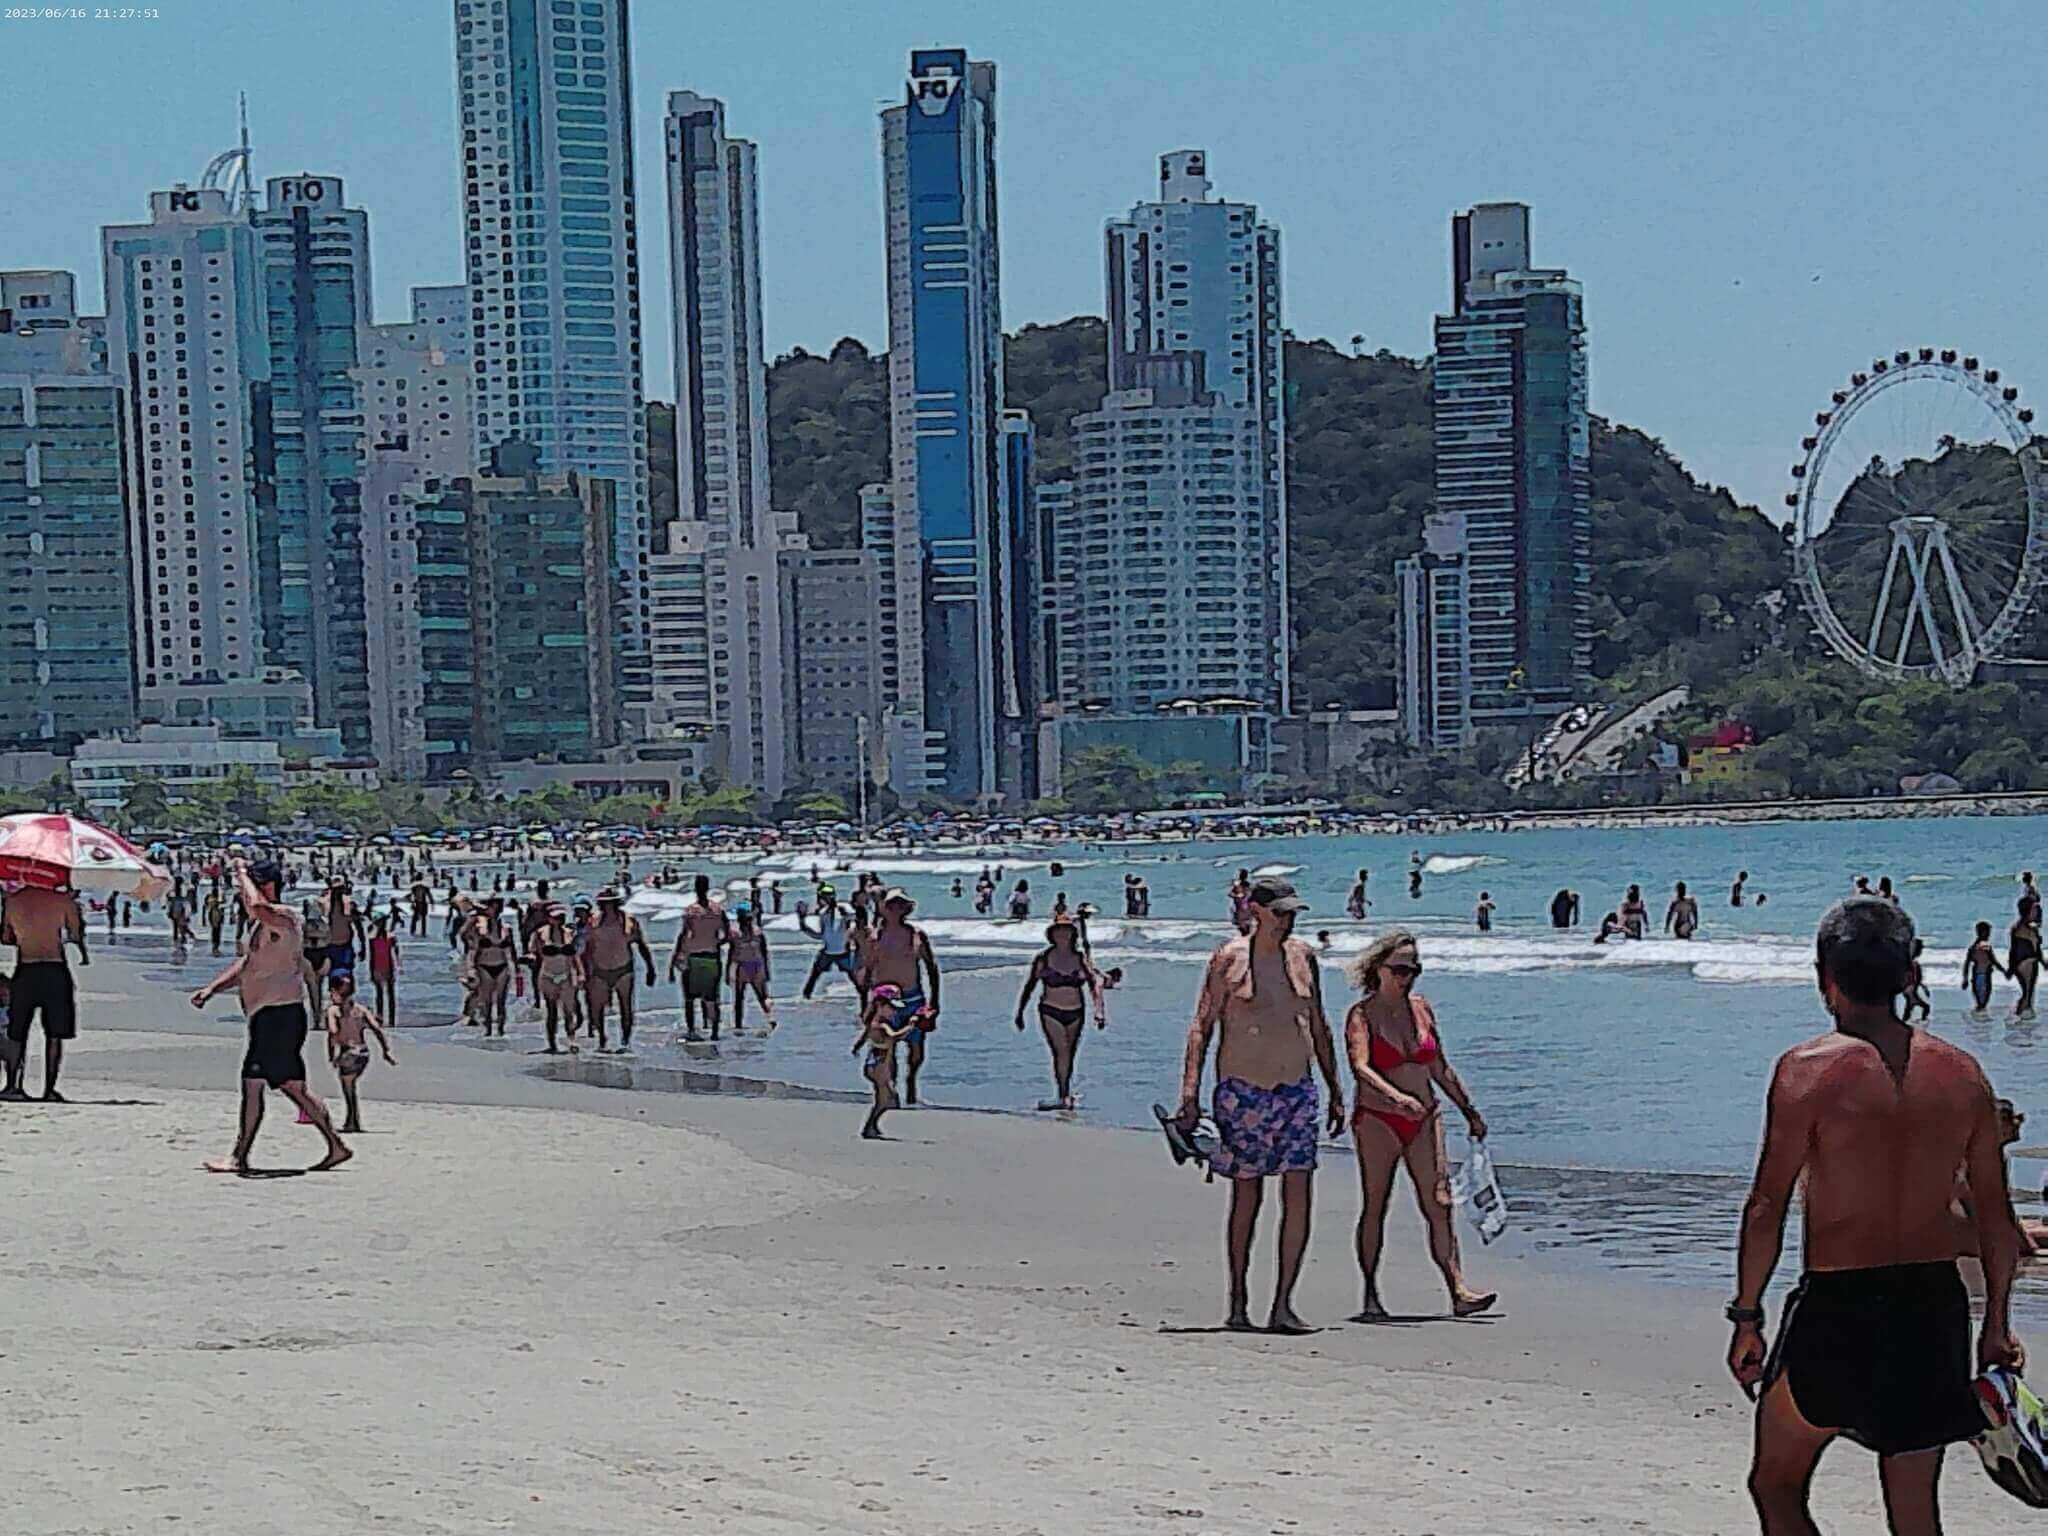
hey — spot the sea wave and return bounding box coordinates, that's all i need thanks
[1420,853,1508,876]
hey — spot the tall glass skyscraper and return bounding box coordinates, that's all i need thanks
[651,89,786,794]
[881,48,1007,803]
[1398,202,1589,748]
[252,174,373,753]
[453,0,648,712]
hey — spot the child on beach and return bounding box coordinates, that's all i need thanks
[852,983,918,1140]
[1965,920,2007,1015]
[325,972,396,1135]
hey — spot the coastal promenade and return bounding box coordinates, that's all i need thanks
[2,949,2023,1534]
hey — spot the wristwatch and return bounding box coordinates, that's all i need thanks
[1725,1301,1766,1325]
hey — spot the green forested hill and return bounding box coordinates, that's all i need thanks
[737,315,1788,712]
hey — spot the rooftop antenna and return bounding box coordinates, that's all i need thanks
[201,92,254,212]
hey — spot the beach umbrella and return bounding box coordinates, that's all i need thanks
[0,812,172,901]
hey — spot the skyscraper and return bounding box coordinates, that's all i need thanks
[1399,202,1590,748]
[999,408,1043,801]
[453,0,648,712]
[102,186,273,696]
[252,173,373,752]
[1060,151,1289,715]
[0,270,135,748]
[652,89,785,794]
[881,48,1007,803]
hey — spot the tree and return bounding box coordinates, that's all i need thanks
[1060,746,1163,815]
[120,774,171,830]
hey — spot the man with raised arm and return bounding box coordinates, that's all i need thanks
[190,858,351,1174]
[1730,896,2024,1534]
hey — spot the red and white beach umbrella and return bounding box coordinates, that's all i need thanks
[0,813,172,902]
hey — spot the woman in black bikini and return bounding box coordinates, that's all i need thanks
[468,898,516,1037]
[533,905,583,1053]
[1012,917,1107,1110]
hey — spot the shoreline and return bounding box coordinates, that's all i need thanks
[3,948,2031,1532]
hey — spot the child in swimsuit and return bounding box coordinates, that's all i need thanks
[853,984,917,1140]
[1965,921,2007,1014]
[325,972,395,1135]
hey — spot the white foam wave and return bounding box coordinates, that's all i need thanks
[1250,862,1301,878]
[1420,854,1507,876]
[754,854,1051,878]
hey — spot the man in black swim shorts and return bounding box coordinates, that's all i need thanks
[1730,896,2025,1531]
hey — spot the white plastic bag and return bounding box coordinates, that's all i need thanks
[1450,1139,1508,1245]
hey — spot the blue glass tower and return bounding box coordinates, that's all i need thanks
[882,49,1007,803]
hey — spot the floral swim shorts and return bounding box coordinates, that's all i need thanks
[1210,1075,1319,1180]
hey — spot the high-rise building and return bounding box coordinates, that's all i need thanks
[778,544,882,800]
[0,270,136,748]
[453,0,648,713]
[102,186,274,695]
[857,481,904,707]
[408,283,471,360]
[252,173,373,752]
[881,48,1007,802]
[653,89,785,793]
[998,409,1043,801]
[1398,202,1589,748]
[407,441,619,779]
[1060,151,1289,716]
[354,287,475,480]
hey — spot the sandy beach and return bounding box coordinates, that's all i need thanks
[1,950,2026,1535]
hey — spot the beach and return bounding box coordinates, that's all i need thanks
[1,947,2028,1534]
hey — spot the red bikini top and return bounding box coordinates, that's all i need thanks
[1367,1014,1440,1073]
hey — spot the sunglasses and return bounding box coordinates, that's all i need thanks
[1385,963,1423,979]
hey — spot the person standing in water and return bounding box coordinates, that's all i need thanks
[366,915,399,1033]
[189,859,350,1174]
[1732,870,1749,908]
[1174,879,1347,1334]
[2008,897,2042,1019]
[798,884,858,1000]
[1407,851,1424,900]
[1228,869,1255,934]
[727,903,775,1033]
[203,884,226,956]
[582,889,654,1052]
[1346,869,1369,921]
[1730,897,2024,1534]
[1343,930,1496,1320]
[1007,879,1032,922]
[1013,916,1108,1110]
[1549,888,1580,929]
[861,890,942,1106]
[670,873,730,1042]
[407,877,431,937]
[1,885,88,1102]
[1620,884,1649,940]
[1964,921,2007,1015]
[532,904,583,1053]
[1473,892,1495,932]
[1666,881,1700,940]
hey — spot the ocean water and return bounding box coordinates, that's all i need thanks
[128,815,2048,1301]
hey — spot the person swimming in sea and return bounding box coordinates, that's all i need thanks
[1594,911,1624,945]
[1964,920,2007,1015]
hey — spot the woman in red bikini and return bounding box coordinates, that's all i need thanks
[1344,930,1497,1321]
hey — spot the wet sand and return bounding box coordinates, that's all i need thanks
[0,950,2024,1534]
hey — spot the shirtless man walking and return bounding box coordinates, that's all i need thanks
[581,888,654,1053]
[1,885,89,1101]
[669,873,731,1042]
[1730,896,2024,1533]
[189,859,350,1173]
[860,889,941,1106]
[1175,878,1347,1334]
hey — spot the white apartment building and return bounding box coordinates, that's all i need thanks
[354,291,475,481]
[101,186,272,692]
[653,89,785,793]
[1062,151,1289,716]
[70,723,286,814]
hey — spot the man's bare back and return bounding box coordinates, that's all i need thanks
[2,888,84,963]
[1774,1028,1991,1271]
[680,901,726,956]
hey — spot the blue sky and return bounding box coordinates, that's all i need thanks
[7,0,2044,517]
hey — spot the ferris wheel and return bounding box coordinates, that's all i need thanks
[1787,349,2047,686]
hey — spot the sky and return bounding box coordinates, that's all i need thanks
[7,0,2045,518]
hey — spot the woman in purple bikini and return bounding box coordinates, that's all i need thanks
[1013,917,1108,1110]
